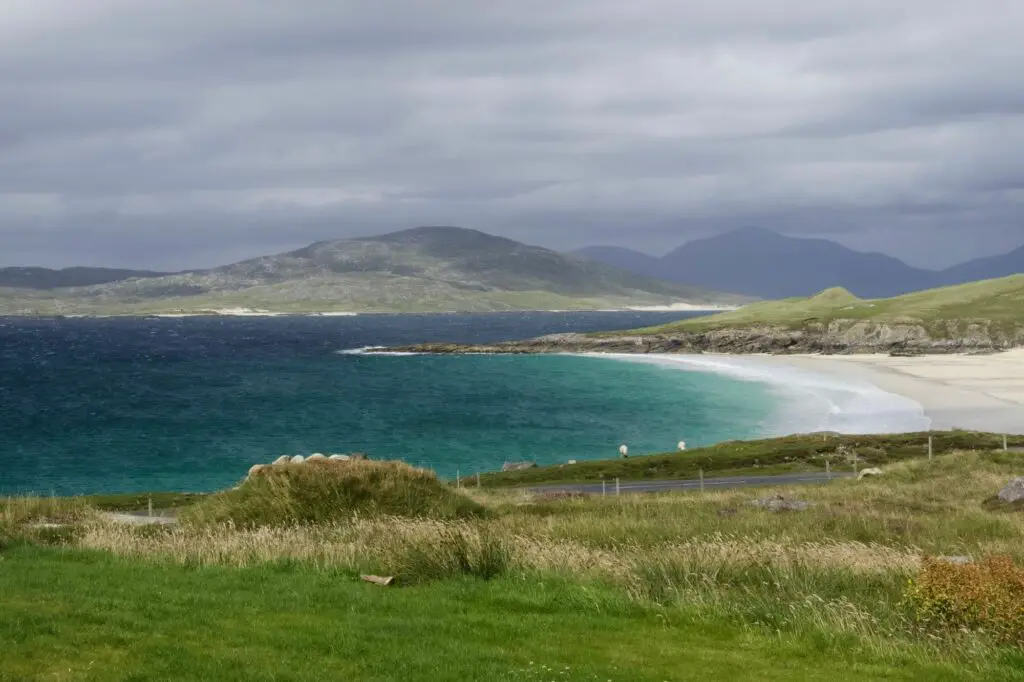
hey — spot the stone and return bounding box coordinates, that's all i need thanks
[502,461,536,472]
[997,477,1024,504]
[328,454,351,462]
[247,464,266,477]
[937,555,973,565]
[750,495,811,512]
[307,454,327,462]
[291,455,306,465]
[857,467,884,480]
[272,455,291,466]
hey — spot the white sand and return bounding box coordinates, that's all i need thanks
[763,350,1024,434]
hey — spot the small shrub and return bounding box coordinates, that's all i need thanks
[905,555,1024,647]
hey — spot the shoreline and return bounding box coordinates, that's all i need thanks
[764,351,1024,435]
[587,350,1024,436]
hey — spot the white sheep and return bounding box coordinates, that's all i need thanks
[272,455,292,466]
[329,454,351,462]
[247,464,266,477]
[307,454,327,463]
[619,444,629,458]
[678,440,687,452]
[291,455,306,465]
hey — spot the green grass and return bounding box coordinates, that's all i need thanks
[624,274,1024,337]
[77,491,207,512]
[476,431,1024,487]
[5,453,1024,679]
[2,545,1020,682]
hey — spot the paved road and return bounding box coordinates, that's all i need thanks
[527,471,855,495]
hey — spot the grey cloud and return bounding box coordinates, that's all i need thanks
[0,0,1022,269]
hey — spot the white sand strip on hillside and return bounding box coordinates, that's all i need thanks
[760,350,1024,435]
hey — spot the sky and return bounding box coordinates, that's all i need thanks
[2,0,1023,271]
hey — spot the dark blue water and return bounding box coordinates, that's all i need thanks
[0,312,775,495]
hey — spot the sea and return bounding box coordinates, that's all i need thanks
[0,312,928,495]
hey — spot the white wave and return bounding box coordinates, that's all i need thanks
[583,353,931,436]
[336,346,421,356]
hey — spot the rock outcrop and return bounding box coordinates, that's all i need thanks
[383,320,1022,356]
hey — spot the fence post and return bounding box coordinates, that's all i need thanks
[602,479,607,497]
[699,468,704,494]
[456,468,461,489]
[826,459,831,481]
[476,472,481,488]
[853,450,858,476]
[615,477,620,496]
[148,495,153,518]
[1004,435,1009,452]
[928,436,933,461]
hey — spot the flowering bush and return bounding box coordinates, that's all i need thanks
[905,555,1024,647]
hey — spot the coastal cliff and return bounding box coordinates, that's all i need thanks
[387,319,1024,355]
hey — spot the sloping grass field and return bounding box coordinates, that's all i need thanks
[629,274,1024,336]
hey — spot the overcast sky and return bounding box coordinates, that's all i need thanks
[2,0,1023,270]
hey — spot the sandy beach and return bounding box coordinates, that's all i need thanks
[766,350,1024,435]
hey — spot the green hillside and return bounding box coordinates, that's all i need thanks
[630,274,1024,337]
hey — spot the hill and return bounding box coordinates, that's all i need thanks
[571,245,663,274]
[642,273,1024,335]
[573,228,1024,298]
[389,275,1024,354]
[940,244,1024,285]
[0,227,743,315]
[0,266,170,289]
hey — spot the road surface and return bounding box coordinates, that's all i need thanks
[526,471,855,495]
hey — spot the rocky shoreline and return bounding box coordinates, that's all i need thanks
[386,320,1024,356]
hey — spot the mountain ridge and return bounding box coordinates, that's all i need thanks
[572,229,1024,298]
[0,226,743,316]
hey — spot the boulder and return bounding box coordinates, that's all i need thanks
[857,467,884,480]
[328,454,351,462]
[750,495,811,512]
[502,461,536,472]
[307,454,327,463]
[997,477,1024,504]
[290,455,306,465]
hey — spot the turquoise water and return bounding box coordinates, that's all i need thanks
[0,313,776,495]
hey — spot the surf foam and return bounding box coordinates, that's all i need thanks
[586,353,931,436]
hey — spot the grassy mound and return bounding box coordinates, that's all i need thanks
[182,459,484,527]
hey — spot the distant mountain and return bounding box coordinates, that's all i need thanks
[939,245,1024,285]
[573,228,1024,299]
[0,266,171,290]
[571,246,662,275]
[0,227,743,315]
[656,228,939,299]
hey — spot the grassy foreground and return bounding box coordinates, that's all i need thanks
[3,451,1024,680]
[3,546,1014,682]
